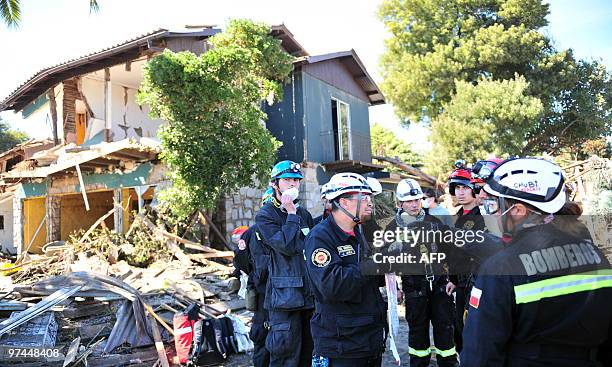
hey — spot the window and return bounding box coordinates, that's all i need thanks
[0,215,4,230]
[331,99,351,160]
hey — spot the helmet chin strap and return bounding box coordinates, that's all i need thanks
[499,198,514,238]
[333,192,362,224]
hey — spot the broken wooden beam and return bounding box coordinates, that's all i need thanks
[372,155,438,186]
[148,314,170,367]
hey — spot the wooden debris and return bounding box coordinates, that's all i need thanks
[84,346,158,367]
[63,336,81,367]
[148,314,170,367]
[0,286,81,336]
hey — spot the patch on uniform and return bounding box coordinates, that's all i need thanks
[301,227,310,236]
[311,248,331,267]
[238,239,247,250]
[469,287,482,309]
[463,220,475,230]
[336,245,355,257]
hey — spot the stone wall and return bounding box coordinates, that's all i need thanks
[46,195,61,242]
[219,161,328,242]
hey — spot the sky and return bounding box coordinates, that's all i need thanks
[0,0,611,153]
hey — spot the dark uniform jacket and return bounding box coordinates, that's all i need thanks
[384,214,450,296]
[233,226,270,294]
[305,215,387,359]
[255,202,314,311]
[461,222,612,367]
[452,206,485,286]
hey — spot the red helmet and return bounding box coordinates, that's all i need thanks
[231,225,249,244]
[448,168,473,196]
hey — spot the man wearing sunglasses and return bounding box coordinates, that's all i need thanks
[461,158,612,367]
[306,173,386,367]
[255,160,315,367]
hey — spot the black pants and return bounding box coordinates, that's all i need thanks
[405,289,457,367]
[329,356,382,367]
[454,286,467,353]
[266,308,314,367]
[249,294,270,367]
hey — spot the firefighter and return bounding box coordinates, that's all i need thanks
[313,183,332,226]
[385,178,458,367]
[255,160,315,367]
[422,188,453,227]
[461,157,612,367]
[232,188,276,367]
[305,173,386,367]
[447,162,485,352]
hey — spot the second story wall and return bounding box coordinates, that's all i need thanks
[302,70,372,163]
[79,64,163,145]
[264,72,305,163]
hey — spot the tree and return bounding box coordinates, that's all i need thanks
[138,19,293,218]
[0,118,28,152]
[1,0,98,27]
[426,76,543,176]
[379,0,612,172]
[370,123,422,169]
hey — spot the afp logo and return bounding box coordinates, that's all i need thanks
[514,180,539,193]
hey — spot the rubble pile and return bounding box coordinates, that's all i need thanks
[0,211,251,366]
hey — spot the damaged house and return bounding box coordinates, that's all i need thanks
[0,25,384,255]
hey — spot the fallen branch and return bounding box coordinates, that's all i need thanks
[137,214,192,266]
[199,210,230,249]
[79,206,116,243]
[372,155,437,186]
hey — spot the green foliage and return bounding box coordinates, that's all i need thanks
[139,19,291,218]
[0,119,28,152]
[370,123,422,168]
[379,0,612,172]
[1,0,98,27]
[425,76,543,176]
[0,0,20,27]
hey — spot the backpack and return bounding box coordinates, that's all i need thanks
[189,316,238,366]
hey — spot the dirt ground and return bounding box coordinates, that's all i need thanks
[224,305,442,367]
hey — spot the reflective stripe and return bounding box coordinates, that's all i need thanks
[514,270,612,304]
[435,346,457,357]
[174,326,193,335]
[408,346,431,357]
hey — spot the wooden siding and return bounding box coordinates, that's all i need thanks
[302,60,370,103]
[166,38,208,55]
[302,72,372,163]
[264,72,305,163]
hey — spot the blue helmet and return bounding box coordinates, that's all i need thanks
[271,160,303,180]
[261,187,275,206]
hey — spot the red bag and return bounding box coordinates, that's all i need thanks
[174,312,195,364]
[173,303,201,364]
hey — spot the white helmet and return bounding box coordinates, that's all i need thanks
[366,177,383,196]
[396,178,423,201]
[483,158,566,214]
[320,183,330,200]
[324,173,373,201]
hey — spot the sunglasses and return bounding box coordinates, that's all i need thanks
[473,185,483,194]
[347,195,372,203]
